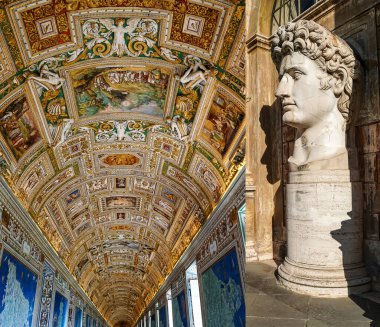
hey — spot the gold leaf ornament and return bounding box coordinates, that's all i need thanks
[93,42,111,57]
[65,0,80,11]
[128,41,148,56]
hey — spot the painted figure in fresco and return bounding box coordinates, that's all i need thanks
[47,100,66,116]
[271,20,356,170]
[198,162,221,200]
[202,94,244,155]
[23,168,43,196]
[102,18,140,57]
[0,97,42,160]
[88,179,107,192]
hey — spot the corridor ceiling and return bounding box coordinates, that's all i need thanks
[0,0,245,324]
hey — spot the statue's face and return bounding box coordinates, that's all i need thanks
[275,52,338,129]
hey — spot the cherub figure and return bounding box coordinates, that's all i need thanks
[114,121,132,141]
[101,18,140,57]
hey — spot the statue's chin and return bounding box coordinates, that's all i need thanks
[282,112,300,128]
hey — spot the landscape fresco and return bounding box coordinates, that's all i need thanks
[0,250,38,327]
[201,248,245,327]
[172,290,188,327]
[71,67,170,118]
[201,93,244,155]
[52,291,69,327]
[105,196,137,208]
[0,95,42,160]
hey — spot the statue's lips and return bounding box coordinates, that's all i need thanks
[282,103,296,112]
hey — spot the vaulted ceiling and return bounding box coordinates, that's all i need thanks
[0,0,245,325]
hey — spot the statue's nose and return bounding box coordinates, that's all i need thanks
[275,74,291,99]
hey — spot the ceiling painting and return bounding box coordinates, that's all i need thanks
[0,93,40,158]
[200,87,245,156]
[6,1,234,64]
[66,65,172,121]
[0,87,49,168]
[0,0,245,325]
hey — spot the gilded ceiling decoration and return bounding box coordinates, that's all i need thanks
[0,0,245,325]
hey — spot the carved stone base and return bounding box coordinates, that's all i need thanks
[278,258,370,297]
[277,170,370,297]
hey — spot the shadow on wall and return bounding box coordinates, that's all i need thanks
[330,21,380,325]
[259,101,286,263]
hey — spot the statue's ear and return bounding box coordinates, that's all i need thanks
[332,68,348,97]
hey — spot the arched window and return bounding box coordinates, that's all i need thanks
[271,0,318,32]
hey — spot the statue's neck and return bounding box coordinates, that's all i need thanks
[288,112,348,171]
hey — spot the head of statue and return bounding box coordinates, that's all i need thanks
[271,20,356,129]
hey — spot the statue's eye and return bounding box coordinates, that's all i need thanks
[293,71,303,80]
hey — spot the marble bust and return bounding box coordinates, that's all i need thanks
[271,20,356,171]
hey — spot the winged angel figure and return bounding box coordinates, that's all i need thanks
[76,18,158,59]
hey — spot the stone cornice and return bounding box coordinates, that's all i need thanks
[0,177,109,325]
[246,33,271,54]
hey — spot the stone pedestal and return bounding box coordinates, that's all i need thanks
[277,170,370,297]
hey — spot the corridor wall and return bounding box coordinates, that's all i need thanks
[0,177,108,327]
[137,168,245,327]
